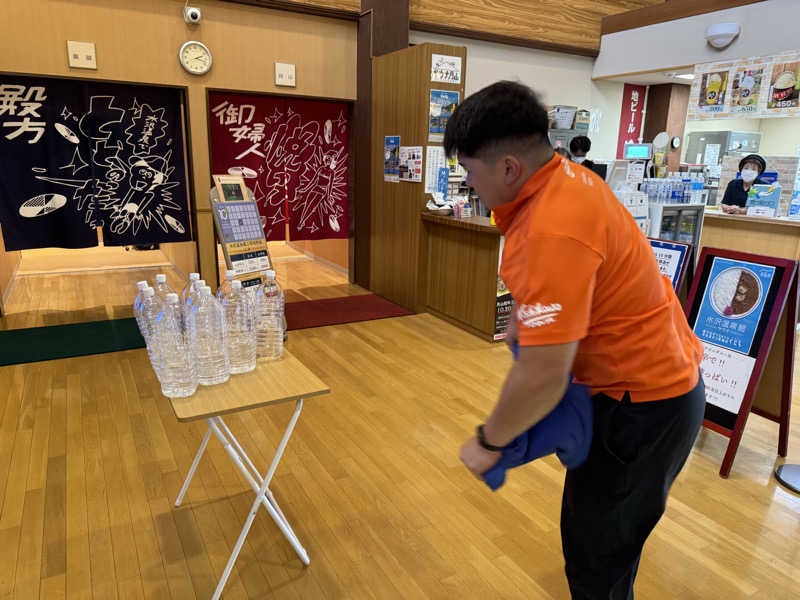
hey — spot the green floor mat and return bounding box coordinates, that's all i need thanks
[0,318,145,366]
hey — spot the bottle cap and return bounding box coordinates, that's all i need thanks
[137,280,149,291]
[189,272,200,281]
[264,270,276,279]
[144,288,155,297]
[166,293,179,304]
[155,274,166,284]
[226,270,236,279]
[201,286,212,295]
[197,280,206,288]
[231,280,242,290]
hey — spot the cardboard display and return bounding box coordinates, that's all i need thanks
[685,247,797,477]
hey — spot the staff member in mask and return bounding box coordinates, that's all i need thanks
[569,135,595,170]
[720,154,767,215]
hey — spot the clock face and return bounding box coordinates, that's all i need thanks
[672,136,682,149]
[179,41,212,75]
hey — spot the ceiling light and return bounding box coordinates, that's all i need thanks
[674,73,695,80]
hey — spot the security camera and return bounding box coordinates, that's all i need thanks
[705,23,740,49]
[184,6,202,24]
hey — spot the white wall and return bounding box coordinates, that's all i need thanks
[594,0,800,79]
[410,31,624,160]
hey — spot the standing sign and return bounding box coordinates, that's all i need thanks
[649,238,691,291]
[615,84,647,159]
[211,174,271,288]
[0,75,191,251]
[685,248,797,477]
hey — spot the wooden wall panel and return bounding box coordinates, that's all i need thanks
[370,43,466,310]
[409,0,663,57]
[290,239,349,270]
[160,242,198,280]
[0,0,356,289]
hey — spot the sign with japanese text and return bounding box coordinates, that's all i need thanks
[693,257,775,355]
[429,90,459,143]
[648,239,690,291]
[699,343,756,415]
[0,75,190,251]
[698,71,729,113]
[208,92,349,241]
[615,84,646,159]
[494,236,512,340]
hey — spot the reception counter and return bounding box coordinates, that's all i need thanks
[700,211,800,261]
[419,213,502,341]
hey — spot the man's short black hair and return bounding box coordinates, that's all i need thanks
[443,81,549,159]
[570,135,591,155]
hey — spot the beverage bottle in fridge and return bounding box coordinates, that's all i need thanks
[156,293,198,398]
[139,287,164,381]
[154,273,176,302]
[189,286,230,385]
[255,270,284,360]
[223,280,257,374]
[217,269,237,302]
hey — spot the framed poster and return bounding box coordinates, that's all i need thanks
[0,75,191,251]
[429,90,459,143]
[648,238,691,292]
[685,247,797,477]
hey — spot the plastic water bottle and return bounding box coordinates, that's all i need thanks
[256,270,284,360]
[156,293,198,398]
[133,281,150,331]
[190,286,230,385]
[184,278,205,319]
[217,269,237,302]
[223,280,257,374]
[139,287,164,380]
[154,273,176,302]
[181,272,200,306]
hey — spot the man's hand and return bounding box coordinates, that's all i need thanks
[460,436,501,479]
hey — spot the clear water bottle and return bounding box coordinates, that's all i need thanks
[189,286,230,385]
[154,273,176,302]
[217,269,237,302]
[181,272,200,306]
[256,270,284,360]
[133,280,150,331]
[139,287,164,380]
[223,280,257,374]
[184,278,205,320]
[157,293,198,398]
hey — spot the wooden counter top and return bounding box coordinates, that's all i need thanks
[421,212,500,235]
[704,211,800,229]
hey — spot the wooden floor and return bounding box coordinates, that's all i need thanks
[0,313,799,599]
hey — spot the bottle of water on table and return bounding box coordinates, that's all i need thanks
[133,280,150,332]
[223,279,257,374]
[181,273,200,306]
[217,269,237,302]
[256,270,284,360]
[154,273,176,302]
[139,287,164,380]
[190,286,230,386]
[157,293,198,398]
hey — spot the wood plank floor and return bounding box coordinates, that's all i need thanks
[0,313,798,599]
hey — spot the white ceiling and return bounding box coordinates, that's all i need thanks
[600,69,695,86]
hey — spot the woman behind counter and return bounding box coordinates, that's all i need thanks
[720,154,767,215]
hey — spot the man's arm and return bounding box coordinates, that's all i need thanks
[460,341,579,477]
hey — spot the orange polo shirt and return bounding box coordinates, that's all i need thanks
[494,156,704,402]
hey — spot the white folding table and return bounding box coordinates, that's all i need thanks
[168,351,330,599]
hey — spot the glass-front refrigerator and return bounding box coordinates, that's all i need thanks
[648,204,705,248]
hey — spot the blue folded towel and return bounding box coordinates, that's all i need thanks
[482,341,593,491]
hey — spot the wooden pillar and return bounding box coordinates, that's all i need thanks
[352,0,409,288]
[643,83,690,173]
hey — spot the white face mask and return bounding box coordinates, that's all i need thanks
[741,168,758,183]
[573,156,586,164]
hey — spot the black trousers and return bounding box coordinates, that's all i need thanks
[560,375,705,599]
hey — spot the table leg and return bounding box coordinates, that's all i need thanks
[174,425,212,507]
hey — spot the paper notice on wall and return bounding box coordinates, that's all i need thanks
[626,161,645,183]
[705,143,721,165]
[431,54,462,84]
[425,146,447,194]
[700,342,756,415]
[398,146,423,182]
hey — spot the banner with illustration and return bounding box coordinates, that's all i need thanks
[0,75,191,251]
[688,51,800,120]
[208,91,349,241]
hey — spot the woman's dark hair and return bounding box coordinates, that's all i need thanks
[570,135,591,155]
[443,81,550,159]
[739,154,766,175]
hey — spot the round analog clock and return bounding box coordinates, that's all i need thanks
[671,136,682,149]
[179,41,212,75]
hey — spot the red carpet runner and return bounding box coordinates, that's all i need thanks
[285,294,413,330]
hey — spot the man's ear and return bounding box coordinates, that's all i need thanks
[502,155,524,186]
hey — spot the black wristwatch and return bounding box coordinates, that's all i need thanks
[476,424,504,452]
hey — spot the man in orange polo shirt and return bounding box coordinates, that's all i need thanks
[447,81,705,599]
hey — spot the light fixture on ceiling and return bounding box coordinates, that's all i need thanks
[705,23,741,49]
[674,73,695,80]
